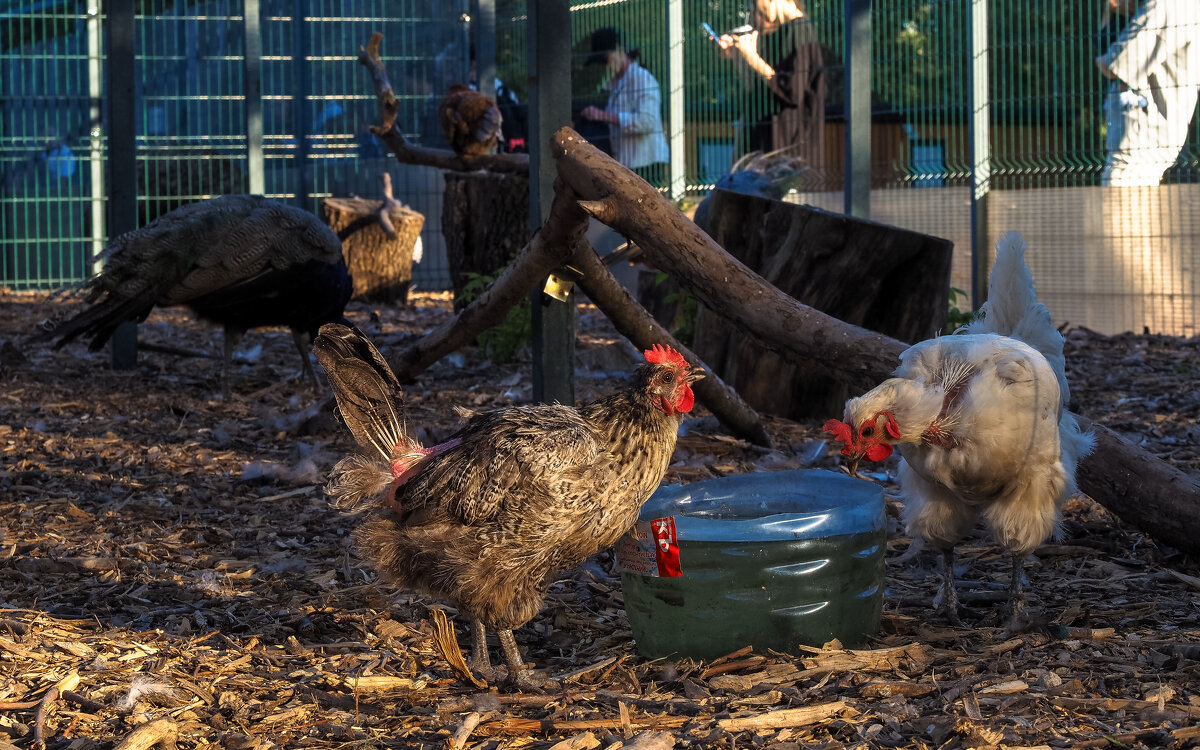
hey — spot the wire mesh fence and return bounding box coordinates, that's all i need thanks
[2,0,1198,334]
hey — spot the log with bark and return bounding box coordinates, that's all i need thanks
[442,170,530,307]
[694,190,953,419]
[321,174,425,304]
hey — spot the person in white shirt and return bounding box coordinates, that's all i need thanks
[1096,0,1200,186]
[580,27,670,186]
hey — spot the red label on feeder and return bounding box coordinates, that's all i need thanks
[614,516,683,578]
[650,517,681,577]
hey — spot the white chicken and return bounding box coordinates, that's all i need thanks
[824,231,1095,623]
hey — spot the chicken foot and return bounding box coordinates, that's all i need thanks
[1003,553,1028,625]
[468,619,544,691]
[937,548,963,626]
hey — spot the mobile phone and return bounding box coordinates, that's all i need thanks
[700,22,720,42]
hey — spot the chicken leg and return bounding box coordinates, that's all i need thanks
[468,619,542,690]
[290,329,320,391]
[938,547,963,626]
[1004,553,1028,625]
[469,618,499,683]
[497,629,543,690]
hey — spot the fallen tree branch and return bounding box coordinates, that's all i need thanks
[34,673,79,750]
[359,33,529,176]
[112,718,179,750]
[549,126,1200,557]
[569,238,772,447]
[558,131,905,392]
[387,181,587,382]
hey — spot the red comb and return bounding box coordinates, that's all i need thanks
[644,344,688,369]
[823,419,853,446]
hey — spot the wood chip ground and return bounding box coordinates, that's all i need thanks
[1,290,1198,749]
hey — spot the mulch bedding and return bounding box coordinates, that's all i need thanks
[1,289,1198,750]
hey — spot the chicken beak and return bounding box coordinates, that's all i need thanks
[845,455,862,478]
[686,366,706,385]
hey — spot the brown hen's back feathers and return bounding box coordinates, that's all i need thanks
[437,84,503,157]
[314,324,696,634]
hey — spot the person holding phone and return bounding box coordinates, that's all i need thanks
[717,0,825,172]
[580,27,670,186]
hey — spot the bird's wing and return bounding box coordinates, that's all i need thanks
[166,198,343,306]
[474,104,503,143]
[408,404,610,526]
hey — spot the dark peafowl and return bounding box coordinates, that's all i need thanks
[39,194,352,395]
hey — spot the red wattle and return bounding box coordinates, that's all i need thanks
[864,443,893,462]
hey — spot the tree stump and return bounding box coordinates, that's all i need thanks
[693,190,954,419]
[442,171,530,308]
[321,196,425,304]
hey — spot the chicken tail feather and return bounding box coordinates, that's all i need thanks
[326,454,394,511]
[964,231,1070,404]
[313,323,418,461]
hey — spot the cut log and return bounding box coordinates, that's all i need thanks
[694,191,952,418]
[321,193,424,304]
[442,170,530,307]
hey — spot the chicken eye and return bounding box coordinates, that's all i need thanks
[861,424,875,438]
[661,371,675,383]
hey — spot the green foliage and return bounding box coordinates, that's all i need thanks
[656,271,699,348]
[945,286,978,334]
[459,270,531,364]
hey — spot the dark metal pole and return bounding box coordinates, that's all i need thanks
[843,0,870,219]
[291,0,310,206]
[244,0,264,195]
[527,0,573,405]
[106,0,138,369]
[968,0,991,309]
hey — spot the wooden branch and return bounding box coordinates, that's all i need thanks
[554,128,905,392]
[387,182,588,381]
[358,33,529,176]
[112,718,179,750]
[549,126,1200,556]
[357,33,398,134]
[1073,416,1200,555]
[716,700,848,732]
[569,239,773,447]
[34,673,79,750]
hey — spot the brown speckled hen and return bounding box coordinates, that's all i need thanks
[437,84,503,157]
[313,324,702,688]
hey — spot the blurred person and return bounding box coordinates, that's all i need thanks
[579,27,670,186]
[1096,0,1200,186]
[718,0,825,171]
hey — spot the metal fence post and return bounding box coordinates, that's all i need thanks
[292,0,310,207]
[843,0,871,219]
[86,0,105,277]
[244,0,264,196]
[968,0,991,308]
[667,0,685,199]
[107,0,138,369]
[528,0,574,406]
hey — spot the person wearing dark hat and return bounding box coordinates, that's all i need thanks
[580,27,670,186]
[718,0,825,171]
